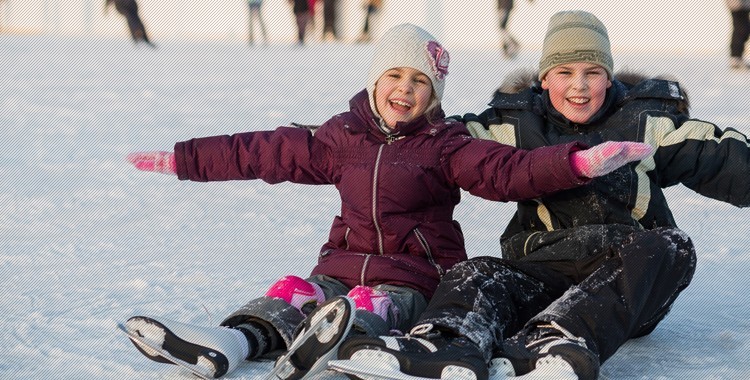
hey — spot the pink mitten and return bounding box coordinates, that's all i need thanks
[126,151,176,175]
[570,141,653,178]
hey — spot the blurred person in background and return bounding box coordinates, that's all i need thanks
[0,0,5,32]
[322,0,338,41]
[289,0,311,45]
[356,0,382,43]
[247,0,268,46]
[104,0,154,47]
[496,0,533,59]
[726,0,750,69]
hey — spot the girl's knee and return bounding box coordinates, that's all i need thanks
[265,275,326,314]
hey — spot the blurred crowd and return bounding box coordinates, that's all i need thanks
[2,0,750,69]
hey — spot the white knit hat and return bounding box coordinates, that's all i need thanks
[366,24,450,117]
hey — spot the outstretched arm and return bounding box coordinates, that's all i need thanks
[127,127,334,185]
[450,138,652,202]
[653,117,750,207]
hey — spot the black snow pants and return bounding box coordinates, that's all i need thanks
[416,226,697,364]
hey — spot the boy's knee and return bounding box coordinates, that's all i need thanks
[622,228,696,279]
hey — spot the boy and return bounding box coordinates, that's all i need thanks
[335,10,750,380]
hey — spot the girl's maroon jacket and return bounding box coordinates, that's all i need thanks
[174,90,586,299]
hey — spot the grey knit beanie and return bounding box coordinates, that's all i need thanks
[366,24,450,117]
[538,10,613,80]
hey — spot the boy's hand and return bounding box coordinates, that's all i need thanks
[126,151,177,175]
[570,141,653,178]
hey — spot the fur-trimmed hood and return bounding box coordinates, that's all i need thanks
[494,68,690,114]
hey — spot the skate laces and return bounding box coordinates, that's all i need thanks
[406,323,444,343]
[408,323,434,337]
[526,321,587,352]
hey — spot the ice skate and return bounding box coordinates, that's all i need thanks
[331,323,489,380]
[267,296,356,379]
[121,316,247,379]
[500,321,600,380]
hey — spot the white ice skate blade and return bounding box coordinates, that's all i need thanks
[328,349,479,380]
[488,357,516,379]
[117,323,212,380]
[508,355,578,380]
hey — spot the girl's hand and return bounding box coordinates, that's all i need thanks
[570,141,653,178]
[126,151,176,175]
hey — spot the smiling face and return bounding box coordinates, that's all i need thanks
[374,67,434,129]
[541,62,612,124]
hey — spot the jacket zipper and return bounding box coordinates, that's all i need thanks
[414,228,445,276]
[360,255,372,286]
[361,119,403,285]
[359,144,386,286]
[371,144,385,255]
[344,227,351,250]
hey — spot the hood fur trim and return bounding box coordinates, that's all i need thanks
[495,68,690,112]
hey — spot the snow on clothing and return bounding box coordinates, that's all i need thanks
[173,89,588,347]
[419,227,695,363]
[414,72,750,364]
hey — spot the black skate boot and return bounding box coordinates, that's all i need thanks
[500,321,600,380]
[120,316,248,379]
[330,323,489,380]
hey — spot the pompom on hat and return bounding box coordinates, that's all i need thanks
[538,10,613,80]
[366,23,450,118]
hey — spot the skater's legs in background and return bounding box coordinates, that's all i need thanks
[730,10,750,68]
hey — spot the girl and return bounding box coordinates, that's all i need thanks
[122,23,651,379]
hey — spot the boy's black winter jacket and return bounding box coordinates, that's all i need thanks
[463,72,750,267]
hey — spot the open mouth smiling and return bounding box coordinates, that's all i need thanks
[568,97,590,105]
[390,99,413,111]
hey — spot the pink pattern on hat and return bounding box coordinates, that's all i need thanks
[426,40,449,81]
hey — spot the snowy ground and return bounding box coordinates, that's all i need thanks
[1,35,749,379]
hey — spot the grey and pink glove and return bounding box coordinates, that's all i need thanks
[570,141,653,178]
[126,151,176,175]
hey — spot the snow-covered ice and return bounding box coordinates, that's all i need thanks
[1,35,749,379]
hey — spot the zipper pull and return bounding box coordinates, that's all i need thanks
[385,134,396,144]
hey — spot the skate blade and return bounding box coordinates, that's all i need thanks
[329,349,429,380]
[329,349,480,380]
[508,355,577,380]
[117,323,213,380]
[329,358,407,380]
